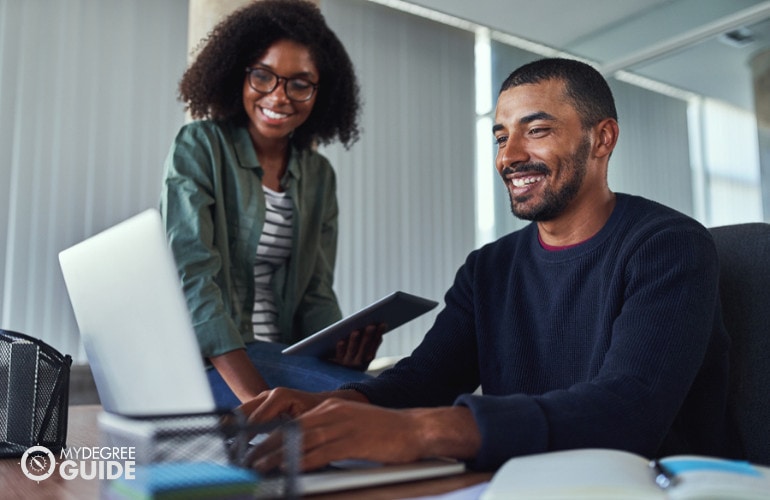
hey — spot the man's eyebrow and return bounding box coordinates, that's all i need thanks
[520,111,556,124]
[492,111,557,134]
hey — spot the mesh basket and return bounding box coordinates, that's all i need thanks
[99,411,300,499]
[99,411,244,465]
[0,329,72,458]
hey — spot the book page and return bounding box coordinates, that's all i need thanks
[482,449,664,500]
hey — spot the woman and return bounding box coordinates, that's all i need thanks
[160,0,382,409]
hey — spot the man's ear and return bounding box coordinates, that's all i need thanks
[593,118,619,159]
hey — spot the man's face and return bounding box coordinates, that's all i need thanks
[492,79,592,221]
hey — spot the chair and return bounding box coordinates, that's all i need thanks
[709,222,770,466]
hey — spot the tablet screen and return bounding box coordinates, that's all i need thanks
[281,291,438,358]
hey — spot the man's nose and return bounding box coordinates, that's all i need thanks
[496,136,527,173]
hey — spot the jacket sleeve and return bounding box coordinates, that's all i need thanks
[159,124,244,357]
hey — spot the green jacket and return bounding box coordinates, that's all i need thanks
[160,120,342,357]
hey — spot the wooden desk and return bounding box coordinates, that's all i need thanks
[0,405,491,499]
[0,404,102,499]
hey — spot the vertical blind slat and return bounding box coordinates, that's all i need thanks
[321,0,477,358]
[0,0,188,362]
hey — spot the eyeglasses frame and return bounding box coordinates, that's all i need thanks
[244,67,319,102]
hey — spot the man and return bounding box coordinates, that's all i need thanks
[239,58,731,472]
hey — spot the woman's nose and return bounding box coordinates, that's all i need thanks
[266,78,291,102]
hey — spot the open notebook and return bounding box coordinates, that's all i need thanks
[58,208,464,495]
[481,448,770,500]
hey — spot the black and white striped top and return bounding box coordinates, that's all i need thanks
[252,186,294,342]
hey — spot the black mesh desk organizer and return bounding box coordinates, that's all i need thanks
[99,412,301,499]
[0,329,71,457]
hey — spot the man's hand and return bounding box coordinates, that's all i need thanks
[238,387,340,424]
[244,399,481,472]
[332,323,386,370]
[238,387,368,426]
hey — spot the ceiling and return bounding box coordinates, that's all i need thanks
[399,0,770,112]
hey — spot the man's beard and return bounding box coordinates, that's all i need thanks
[506,136,591,222]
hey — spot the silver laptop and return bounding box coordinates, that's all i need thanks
[58,208,464,494]
[59,208,216,416]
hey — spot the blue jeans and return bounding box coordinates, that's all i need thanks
[206,341,371,410]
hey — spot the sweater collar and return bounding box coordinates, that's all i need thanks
[532,193,630,258]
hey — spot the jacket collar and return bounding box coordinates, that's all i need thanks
[229,122,303,186]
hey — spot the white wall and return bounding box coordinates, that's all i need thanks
[320,0,477,358]
[0,0,189,360]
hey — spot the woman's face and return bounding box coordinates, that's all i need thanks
[243,39,319,146]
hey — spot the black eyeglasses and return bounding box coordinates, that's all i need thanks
[245,67,318,102]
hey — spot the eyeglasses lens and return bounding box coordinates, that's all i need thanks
[248,68,315,102]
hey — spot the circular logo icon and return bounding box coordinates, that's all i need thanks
[20,445,56,482]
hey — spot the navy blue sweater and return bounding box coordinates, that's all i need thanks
[342,194,730,470]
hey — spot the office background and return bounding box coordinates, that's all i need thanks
[1,0,767,371]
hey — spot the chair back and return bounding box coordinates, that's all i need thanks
[709,222,770,466]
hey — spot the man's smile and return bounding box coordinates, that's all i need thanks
[511,174,545,188]
[502,165,550,197]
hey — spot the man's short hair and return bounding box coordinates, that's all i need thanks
[500,58,617,129]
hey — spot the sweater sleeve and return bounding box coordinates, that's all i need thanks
[340,251,483,407]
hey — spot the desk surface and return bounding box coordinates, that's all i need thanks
[0,405,491,499]
[0,405,102,499]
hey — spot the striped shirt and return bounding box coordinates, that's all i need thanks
[253,186,293,342]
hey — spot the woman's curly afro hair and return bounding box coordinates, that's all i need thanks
[179,0,361,150]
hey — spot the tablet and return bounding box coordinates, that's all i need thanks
[281,291,438,358]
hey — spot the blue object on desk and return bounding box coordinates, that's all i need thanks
[660,457,761,477]
[110,462,259,499]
